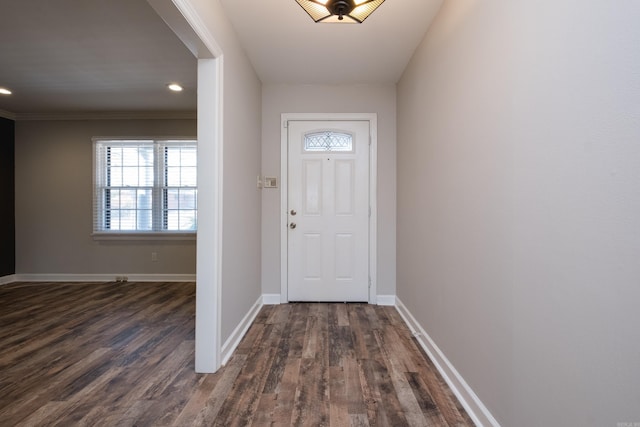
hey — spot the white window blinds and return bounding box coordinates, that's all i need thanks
[93,138,197,235]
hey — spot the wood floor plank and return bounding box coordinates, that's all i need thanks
[350,413,372,427]
[329,365,350,426]
[0,283,474,427]
[252,392,278,426]
[348,304,407,426]
[291,304,331,427]
[17,401,65,426]
[49,367,126,427]
[376,327,430,427]
[287,304,310,359]
[94,400,154,427]
[357,359,386,427]
[345,357,367,416]
[271,357,302,426]
[381,307,473,426]
[406,372,450,425]
[262,305,294,395]
[213,322,280,426]
[170,371,219,425]
[0,347,113,424]
[184,355,247,426]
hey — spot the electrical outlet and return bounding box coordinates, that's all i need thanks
[151,252,158,262]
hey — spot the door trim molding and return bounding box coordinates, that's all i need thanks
[280,113,378,304]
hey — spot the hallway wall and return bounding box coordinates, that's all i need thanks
[397,1,640,425]
[261,84,397,299]
[184,0,263,346]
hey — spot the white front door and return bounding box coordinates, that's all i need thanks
[287,120,370,302]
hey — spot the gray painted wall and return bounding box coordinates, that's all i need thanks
[261,84,397,298]
[14,119,197,276]
[397,1,640,425]
[220,42,262,342]
[184,0,263,344]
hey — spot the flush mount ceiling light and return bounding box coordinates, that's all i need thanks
[167,83,183,92]
[0,87,12,95]
[295,0,385,23]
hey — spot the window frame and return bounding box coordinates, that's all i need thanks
[92,137,197,241]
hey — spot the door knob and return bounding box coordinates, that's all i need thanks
[289,222,297,229]
[290,209,297,216]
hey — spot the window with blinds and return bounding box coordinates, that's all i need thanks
[93,138,197,236]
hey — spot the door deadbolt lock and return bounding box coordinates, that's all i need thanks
[289,222,297,229]
[290,209,297,216]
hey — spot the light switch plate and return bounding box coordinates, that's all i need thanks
[264,176,278,188]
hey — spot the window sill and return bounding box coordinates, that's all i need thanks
[92,232,196,241]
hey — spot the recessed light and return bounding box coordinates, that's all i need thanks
[167,83,183,92]
[0,87,11,95]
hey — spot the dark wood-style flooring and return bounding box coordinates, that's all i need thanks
[0,281,473,426]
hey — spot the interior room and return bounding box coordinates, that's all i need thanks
[1,0,639,426]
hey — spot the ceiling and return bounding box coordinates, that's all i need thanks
[218,0,443,85]
[0,0,197,117]
[0,0,442,117]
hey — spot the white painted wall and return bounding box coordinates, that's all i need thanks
[397,1,640,425]
[183,0,262,347]
[14,119,196,277]
[261,84,396,298]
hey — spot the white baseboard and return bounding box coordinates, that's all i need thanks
[262,293,395,306]
[376,295,396,306]
[262,294,396,306]
[220,295,263,366]
[13,274,196,282]
[395,297,500,427]
[262,294,281,305]
[0,274,17,286]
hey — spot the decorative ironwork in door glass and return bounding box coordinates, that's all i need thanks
[304,131,353,152]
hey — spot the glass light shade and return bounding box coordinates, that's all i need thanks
[295,0,385,23]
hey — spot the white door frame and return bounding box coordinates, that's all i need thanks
[280,113,378,304]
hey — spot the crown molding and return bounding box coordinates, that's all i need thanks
[0,109,17,120]
[11,110,196,121]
